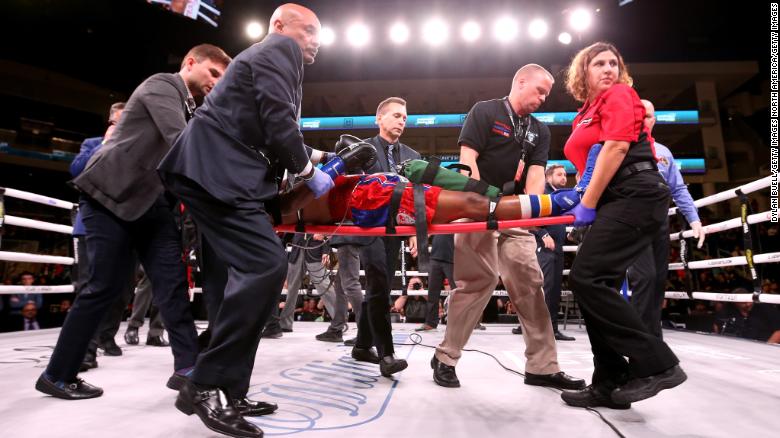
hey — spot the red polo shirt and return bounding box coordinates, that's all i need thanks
[563,84,656,175]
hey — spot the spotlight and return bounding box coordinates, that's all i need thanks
[569,8,593,32]
[320,26,336,46]
[346,23,371,48]
[558,32,572,45]
[492,16,519,43]
[422,18,449,46]
[389,22,410,44]
[245,21,264,40]
[461,21,481,42]
[528,18,548,39]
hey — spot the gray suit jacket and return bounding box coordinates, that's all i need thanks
[72,72,192,221]
[158,33,310,209]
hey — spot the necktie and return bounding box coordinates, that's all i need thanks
[387,144,397,173]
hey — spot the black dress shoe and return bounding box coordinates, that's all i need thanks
[561,385,631,409]
[234,397,279,416]
[611,365,687,404]
[261,327,283,339]
[525,371,586,390]
[124,327,139,345]
[415,324,436,332]
[35,373,103,400]
[554,331,576,341]
[175,381,263,438]
[146,335,170,347]
[315,328,343,343]
[379,355,408,377]
[99,338,122,356]
[281,328,293,333]
[511,326,523,335]
[80,351,98,372]
[344,337,357,346]
[431,355,460,388]
[351,347,380,364]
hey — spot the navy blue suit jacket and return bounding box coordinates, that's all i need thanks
[70,136,103,236]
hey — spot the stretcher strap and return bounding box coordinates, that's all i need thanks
[464,178,490,195]
[386,180,408,235]
[420,157,441,185]
[413,184,429,272]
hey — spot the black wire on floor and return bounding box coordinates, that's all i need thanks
[393,332,627,438]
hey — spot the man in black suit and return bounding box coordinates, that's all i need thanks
[348,96,419,377]
[35,44,231,401]
[158,4,332,437]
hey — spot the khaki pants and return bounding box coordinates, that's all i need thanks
[435,229,559,374]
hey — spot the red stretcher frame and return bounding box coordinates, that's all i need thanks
[275,215,575,236]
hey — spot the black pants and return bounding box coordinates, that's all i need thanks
[424,259,454,328]
[537,247,564,331]
[46,195,198,381]
[627,218,670,339]
[568,171,678,387]
[167,175,286,399]
[355,237,401,358]
[85,273,136,358]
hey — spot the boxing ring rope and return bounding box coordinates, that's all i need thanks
[0,175,778,312]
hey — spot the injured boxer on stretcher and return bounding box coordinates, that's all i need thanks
[276,135,599,228]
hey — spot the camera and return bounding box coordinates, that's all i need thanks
[412,282,422,290]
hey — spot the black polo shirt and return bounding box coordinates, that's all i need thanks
[458,98,550,190]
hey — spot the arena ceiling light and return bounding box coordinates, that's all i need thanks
[422,18,449,46]
[346,22,371,48]
[389,22,410,45]
[492,16,519,43]
[528,18,548,40]
[460,21,481,43]
[245,21,264,40]
[569,8,593,32]
[320,26,336,46]
[558,31,573,45]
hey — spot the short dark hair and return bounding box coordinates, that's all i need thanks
[376,97,407,116]
[108,102,125,122]
[181,44,232,69]
[545,164,565,178]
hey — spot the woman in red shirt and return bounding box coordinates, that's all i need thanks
[561,42,686,409]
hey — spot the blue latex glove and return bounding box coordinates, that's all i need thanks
[550,188,581,214]
[574,143,603,195]
[320,156,346,180]
[304,167,335,199]
[570,203,596,226]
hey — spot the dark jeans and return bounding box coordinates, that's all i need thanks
[627,218,670,339]
[167,175,286,400]
[568,171,679,387]
[537,247,564,331]
[355,237,401,358]
[424,259,454,328]
[45,195,198,382]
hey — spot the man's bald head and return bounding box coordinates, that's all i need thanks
[269,3,321,64]
[508,64,554,116]
[641,99,656,133]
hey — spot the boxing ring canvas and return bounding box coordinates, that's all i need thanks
[2,321,778,438]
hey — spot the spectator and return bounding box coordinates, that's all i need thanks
[21,302,41,331]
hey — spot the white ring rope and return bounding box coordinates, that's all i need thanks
[668,175,770,216]
[2,187,74,210]
[4,215,74,235]
[0,285,74,294]
[0,251,74,265]
[668,251,780,271]
[670,211,771,241]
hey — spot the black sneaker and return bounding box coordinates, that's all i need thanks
[344,337,357,346]
[315,328,343,343]
[561,385,631,410]
[511,326,522,335]
[611,365,687,404]
[554,331,576,341]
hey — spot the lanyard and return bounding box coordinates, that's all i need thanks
[502,98,533,194]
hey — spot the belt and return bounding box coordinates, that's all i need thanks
[615,161,657,180]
